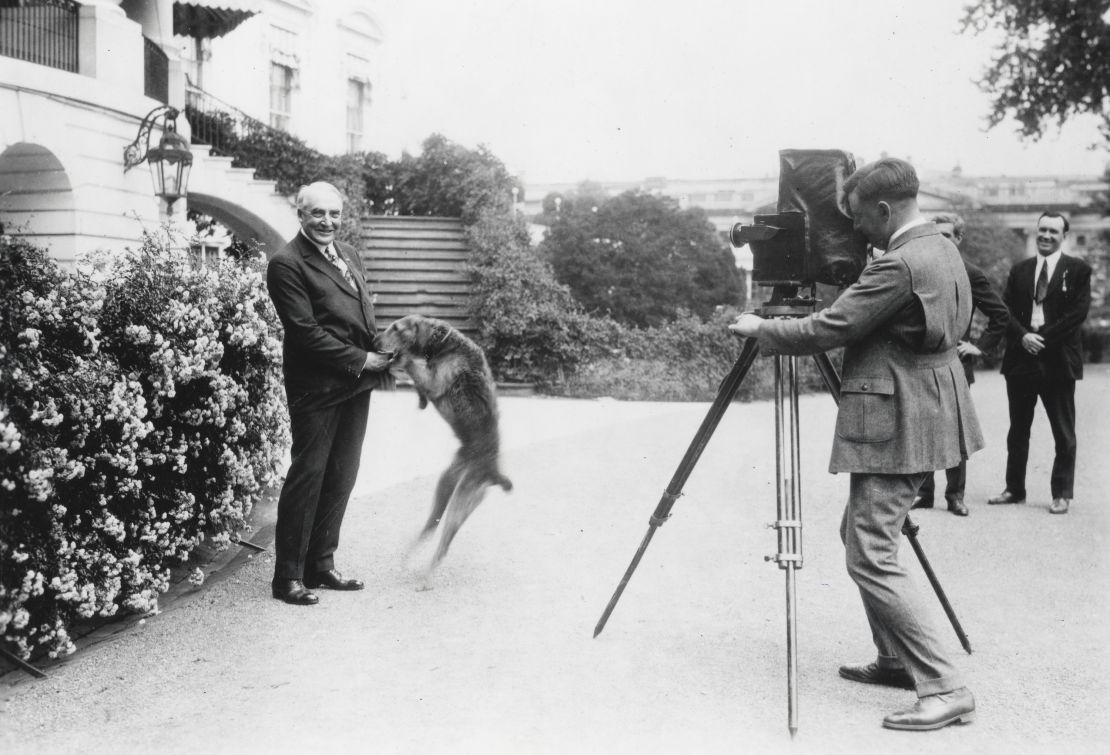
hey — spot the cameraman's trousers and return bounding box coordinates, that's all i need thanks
[841,472,964,697]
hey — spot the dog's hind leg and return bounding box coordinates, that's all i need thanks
[407,453,464,567]
[426,469,489,573]
[425,457,463,536]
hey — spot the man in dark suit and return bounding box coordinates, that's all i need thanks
[988,211,1091,515]
[266,181,394,605]
[730,158,980,731]
[912,213,1009,517]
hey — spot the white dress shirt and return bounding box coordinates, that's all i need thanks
[1030,249,1062,331]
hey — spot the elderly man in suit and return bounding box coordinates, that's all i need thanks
[911,213,1009,516]
[730,158,980,731]
[988,211,1091,515]
[266,181,394,605]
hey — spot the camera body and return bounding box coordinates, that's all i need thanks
[731,149,868,287]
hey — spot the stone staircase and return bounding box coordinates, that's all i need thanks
[185,151,480,340]
[184,145,299,254]
[360,215,476,336]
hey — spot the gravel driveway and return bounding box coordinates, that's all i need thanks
[2,367,1108,755]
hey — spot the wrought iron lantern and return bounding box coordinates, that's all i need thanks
[123,105,193,211]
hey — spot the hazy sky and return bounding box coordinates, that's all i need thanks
[371,0,1108,184]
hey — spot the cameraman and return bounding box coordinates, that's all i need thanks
[729,158,980,732]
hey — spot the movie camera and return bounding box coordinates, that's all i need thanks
[730,148,868,293]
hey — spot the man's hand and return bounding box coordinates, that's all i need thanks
[364,351,394,372]
[728,313,765,338]
[1021,332,1045,355]
[956,340,982,358]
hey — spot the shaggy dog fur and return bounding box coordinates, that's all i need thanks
[378,315,512,577]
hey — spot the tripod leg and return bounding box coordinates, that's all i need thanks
[811,351,973,654]
[771,355,803,737]
[593,337,761,638]
[901,519,973,654]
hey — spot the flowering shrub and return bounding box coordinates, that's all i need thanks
[0,232,288,660]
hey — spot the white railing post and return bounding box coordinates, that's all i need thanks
[77,1,143,94]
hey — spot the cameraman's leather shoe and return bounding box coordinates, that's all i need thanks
[911,495,934,510]
[987,490,1024,505]
[1049,498,1070,514]
[838,662,915,690]
[882,687,976,731]
[304,568,364,591]
[271,579,318,606]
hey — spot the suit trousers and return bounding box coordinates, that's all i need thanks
[841,473,964,697]
[918,461,966,502]
[273,390,371,580]
[1004,375,1076,499]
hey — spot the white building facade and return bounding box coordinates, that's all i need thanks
[0,0,386,265]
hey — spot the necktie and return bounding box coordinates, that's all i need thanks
[323,245,357,291]
[1034,261,1048,304]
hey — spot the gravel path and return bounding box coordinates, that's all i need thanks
[2,367,1108,755]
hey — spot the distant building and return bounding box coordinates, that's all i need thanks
[523,168,1110,272]
[926,170,1109,258]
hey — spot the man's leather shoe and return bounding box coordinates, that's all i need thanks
[1049,498,1070,514]
[838,662,915,690]
[271,579,318,606]
[882,687,976,731]
[303,568,364,591]
[947,498,969,517]
[911,495,934,510]
[987,490,1025,505]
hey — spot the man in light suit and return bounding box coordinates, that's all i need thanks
[266,181,394,605]
[988,211,1091,515]
[912,213,1009,516]
[730,158,980,731]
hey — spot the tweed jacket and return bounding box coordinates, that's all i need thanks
[1000,252,1091,381]
[267,232,389,412]
[757,223,984,474]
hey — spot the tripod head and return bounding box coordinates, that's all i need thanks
[755,283,821,319]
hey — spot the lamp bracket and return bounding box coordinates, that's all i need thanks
[123,105,180,172]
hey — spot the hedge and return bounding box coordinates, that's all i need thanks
[0,232,288,661]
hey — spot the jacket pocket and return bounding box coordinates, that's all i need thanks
[836,377,896,443]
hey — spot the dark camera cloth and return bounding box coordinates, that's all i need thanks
[755,223,985,475]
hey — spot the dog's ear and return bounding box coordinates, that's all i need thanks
[395,316,414,344]
[413,316,430,347]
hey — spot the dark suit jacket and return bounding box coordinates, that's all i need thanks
[758,223,984,474]
[1000,253,1091,381]
[267,233,388,413]
[962,259,1009,385]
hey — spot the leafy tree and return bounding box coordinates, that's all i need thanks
[961,1,1110,140]
[388,134,522,223]
[466,208,594,384]
[539,188,744,328]
[956,208,1027,291]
